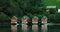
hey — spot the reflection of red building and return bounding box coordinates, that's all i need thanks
[41,25,47,32]
[32,25,38,32]
[22,24,27,31]
[11,25,17,32]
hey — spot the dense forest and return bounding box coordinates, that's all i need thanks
[0,0,60,23]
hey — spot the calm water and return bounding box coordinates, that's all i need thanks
[0,24,60,32]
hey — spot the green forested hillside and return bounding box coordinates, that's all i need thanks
[43,0,60,8]
[0,0,60,23]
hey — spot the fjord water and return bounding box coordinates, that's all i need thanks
[0,24,60,32]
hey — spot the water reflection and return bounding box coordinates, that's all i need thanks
[41,24,47,32]
[21,24,47,32]
[0,26,10,32]
[11,25,17,32]
[22,24,28,32]
[27,25,32,32]
[48,25,60,32]
[1,23,60,32]
[32,25,38,32]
